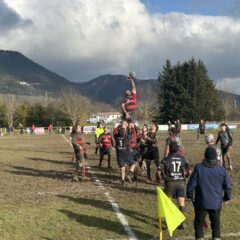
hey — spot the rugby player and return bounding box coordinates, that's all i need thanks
[70,124,87,181]
[121,72,137,122]
[145,122,160,183]
[98,126,114,169]
[114,121,135,185]
[164,127,185,157]
[95,122,104,155]
[196,119,206,142]
[216,123,233,170]
[161,141,190,229]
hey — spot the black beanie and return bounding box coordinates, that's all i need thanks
[204,147,217,160]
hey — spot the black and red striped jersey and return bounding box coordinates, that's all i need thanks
[128,127,138,149]
[70,132,86,154]
[122,92,137,112]
[99,133,114,149]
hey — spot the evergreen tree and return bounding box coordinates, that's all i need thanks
[156,58,224,123]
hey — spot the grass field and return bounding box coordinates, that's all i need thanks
[0,130,239,240]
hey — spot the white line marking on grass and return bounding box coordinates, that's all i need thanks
[61,135,138,240]
[171,231,240,240]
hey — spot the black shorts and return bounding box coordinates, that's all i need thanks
[116,148,134,167]
[130,149,139,162]
[164,181,186,198]
[198,130,205,134]
[146,148,159,161]
[73,144,84,169]
[121,111,135,122]
[221,147,230,155]
[139,146,147,159]
[100,148,111,155]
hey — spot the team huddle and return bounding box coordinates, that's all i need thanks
[69,72,232,240]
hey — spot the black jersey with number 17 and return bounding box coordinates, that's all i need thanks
[162,153,190,181]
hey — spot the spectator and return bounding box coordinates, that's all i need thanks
[48,124,53,134]
[31,124,36,135]
[187,146,232,240]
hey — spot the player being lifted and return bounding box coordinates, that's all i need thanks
[121,72,137,122]
[216,123,233,170]
[98,126,114,169]
[196,119,206,142]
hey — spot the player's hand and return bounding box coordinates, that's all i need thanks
[228,146,232,150]
[126,113,130,119]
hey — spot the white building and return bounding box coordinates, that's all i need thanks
[89,112,121,123]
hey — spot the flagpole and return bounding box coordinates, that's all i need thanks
[159,217,163,240]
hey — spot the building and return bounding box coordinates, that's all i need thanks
[89,112,121,123]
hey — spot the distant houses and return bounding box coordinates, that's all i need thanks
[89,112,121,123]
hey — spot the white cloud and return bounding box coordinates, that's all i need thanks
[0,0,240,91]
[216,77,240,94]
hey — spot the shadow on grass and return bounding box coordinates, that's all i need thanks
[58,195,156,226]
[26,157,73,166]
[58,209,153,239]
[5,165,73,180]
[88,166,157,195]
[0,147,55,154]
[111,184,156,195]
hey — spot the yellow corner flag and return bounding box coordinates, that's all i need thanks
[157,187,186,238]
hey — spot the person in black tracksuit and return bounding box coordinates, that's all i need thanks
[187,147,232,240]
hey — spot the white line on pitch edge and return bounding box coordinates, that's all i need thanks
[61,134,138,240]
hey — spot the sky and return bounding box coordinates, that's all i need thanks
[0,0,240,93]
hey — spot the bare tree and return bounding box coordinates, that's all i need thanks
[60,87,91,125]
[137,85,158,123]
[219,83,236,121]
[1,94,17,127]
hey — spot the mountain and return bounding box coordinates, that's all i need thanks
[77,74,157,106]
[1,50,240,108]
[0,50,74,95]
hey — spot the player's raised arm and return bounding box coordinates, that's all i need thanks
[129,72,136,94]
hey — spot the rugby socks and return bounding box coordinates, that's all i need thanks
[95,147,98,155]
[107,155,111,168]
[99,154,103,167]
[81,165,86,177]
[179,206,186,216]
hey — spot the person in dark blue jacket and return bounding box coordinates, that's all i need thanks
[187,146,232,240]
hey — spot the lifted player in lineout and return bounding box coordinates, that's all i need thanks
[121,72,137,122]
